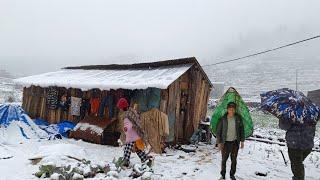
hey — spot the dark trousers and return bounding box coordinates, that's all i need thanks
[288,148,312,180]
[221,141,239,177]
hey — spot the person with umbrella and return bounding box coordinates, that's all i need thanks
[261,88,319,180]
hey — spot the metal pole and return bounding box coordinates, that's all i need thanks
[296,69,298,91]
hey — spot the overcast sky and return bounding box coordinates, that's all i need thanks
[0,0,319,76]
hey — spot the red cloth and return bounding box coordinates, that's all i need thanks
[90,98,100,115]
[117,98,129,110]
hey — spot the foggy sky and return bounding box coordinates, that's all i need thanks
[0,0,320,76]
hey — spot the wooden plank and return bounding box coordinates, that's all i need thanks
[184,68,196,140]
[34,86,42,118]
[26,86,33,117]
[56,108,61,123]
[167,80,178,142]
[22,87,27,110]
[192,71,202,132]
[174,78,182,143]
[39,88,46,119]
[159,89,168,113]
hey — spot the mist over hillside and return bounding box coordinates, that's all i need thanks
[206,58,319,99]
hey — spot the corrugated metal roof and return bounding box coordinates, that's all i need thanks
[14,64,192,90]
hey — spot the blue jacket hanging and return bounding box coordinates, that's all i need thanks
[99,95,115,119]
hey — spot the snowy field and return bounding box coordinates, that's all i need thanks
[0,138,320,180]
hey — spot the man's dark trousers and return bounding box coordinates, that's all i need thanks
[221,141,239,177]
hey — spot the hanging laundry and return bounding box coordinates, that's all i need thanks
[46,87,59,110]
[80,99,90,119]
[131,90,148,112]
[130,88,161,112]
[99,95,115,119]
[114,89,125,104]
[58,94,70,112]
[91,89,100,98]
[146,88,161,110]
[90,98,101,116]
[70,97,82,116]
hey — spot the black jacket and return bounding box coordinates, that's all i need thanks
[279,120,316,150]
[216,114,245,144]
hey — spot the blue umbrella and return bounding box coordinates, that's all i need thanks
[260,88,320,124]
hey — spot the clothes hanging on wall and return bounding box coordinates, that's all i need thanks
[46,87,59,110]
[80,99,90,119]
[131,88,161,112]
[70,97,82,116]
[58,95,70,112]
[114,89,125,104]
[146,88,161,110]
[90,98,101,116]
[91,89,100,98]
[131,90,148,112]
[99,95,115,119]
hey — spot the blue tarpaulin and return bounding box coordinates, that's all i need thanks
[34,118,76,138]
[0,104,32,127]
[0,104,48,139]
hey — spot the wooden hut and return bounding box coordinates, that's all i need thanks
[308,89,320,106]
[14,57,212,148]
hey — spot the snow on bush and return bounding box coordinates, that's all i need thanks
[32,144,87,166]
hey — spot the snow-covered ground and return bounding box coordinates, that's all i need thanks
[0,81,22,104]
[0,138,320,180]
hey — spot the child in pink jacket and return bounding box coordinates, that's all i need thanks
[117,98,148,167]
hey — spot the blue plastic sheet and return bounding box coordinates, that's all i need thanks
[34,118,76,138]
[0,104,31,127]
[0,104,41,139]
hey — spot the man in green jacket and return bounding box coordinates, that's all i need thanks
[216,102,245,180]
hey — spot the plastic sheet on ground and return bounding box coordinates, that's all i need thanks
[0,104,48,143]
[34,119,76,139]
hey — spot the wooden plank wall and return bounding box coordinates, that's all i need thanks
[186,66,211,140]
[161,65,211,143]
[184,67,197,140]
[22,86,46,120]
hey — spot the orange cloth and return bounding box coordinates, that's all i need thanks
[135,139,145,151]
[90,98,100,115]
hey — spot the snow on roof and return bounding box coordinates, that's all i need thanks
[14,65,192,90]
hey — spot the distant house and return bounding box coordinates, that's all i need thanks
[308,89,320,106]
[14,57,212,148]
